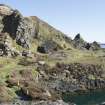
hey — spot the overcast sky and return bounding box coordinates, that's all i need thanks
[0,0,105,43]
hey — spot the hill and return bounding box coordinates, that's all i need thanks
[0,4,105,105]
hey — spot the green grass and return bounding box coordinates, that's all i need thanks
[0,57,17,79]
[42,49,105,67]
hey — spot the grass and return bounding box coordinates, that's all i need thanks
[42,49,105,67]
[0,57,17,79]
[88,74,96,80]
[0,56,39,99]
[0,57,35,81]
[32,69,39,77]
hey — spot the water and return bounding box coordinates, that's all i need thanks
[63,89,105,105]
[100,44,105,48]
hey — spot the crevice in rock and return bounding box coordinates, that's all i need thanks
[2,10,21,39]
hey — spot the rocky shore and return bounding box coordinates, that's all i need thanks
[0,4,105,105]
[0,100,75,105]
[5,62,105,105]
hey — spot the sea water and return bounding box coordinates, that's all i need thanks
[63,89,105,105]
[100,44,105,48]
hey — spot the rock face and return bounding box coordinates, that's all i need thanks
[37,40,62,53]
[0,33,19,56]
[73,33,101,50]
[0,4,31,56]
[2,8,30,48]
[0,4,102,56]
[90,41,101,50]
[0,4,74,56]
[31,100,73,105]
[0,100,73,105]
[73,33,87,50]
[36,63,105,93]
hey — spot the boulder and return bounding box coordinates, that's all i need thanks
[89,41,101,50]
[73,33,87,50]
[21,82,52,100]
[37,40,62,53]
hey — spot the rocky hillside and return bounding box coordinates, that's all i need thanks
[0,4,101,57]
[0,4,75,57]
[0,4,105,105]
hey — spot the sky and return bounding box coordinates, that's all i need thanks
[0,0,105,43]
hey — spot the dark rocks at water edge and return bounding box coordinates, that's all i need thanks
[6,63,105,100]
[36,63,105,93]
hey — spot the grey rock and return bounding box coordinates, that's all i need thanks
[0,100,73,105]
[73,33,101,50]
[37,40,62,53]
[0,5,34,50]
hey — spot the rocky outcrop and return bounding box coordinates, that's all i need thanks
[73,33,87,50]
[73,33,101,50]
[0,100,74,105]
[0,33,19,56]
[31,100,74,105]
[89,41,101,50]
[37,40,62,53]
[2,9,30,49]
[0,4,74,57]
[36,63,105,93]
[0,4,31,56]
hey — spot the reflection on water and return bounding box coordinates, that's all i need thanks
[63,89,105,105]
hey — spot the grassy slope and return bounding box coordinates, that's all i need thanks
[28,16,74,51]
